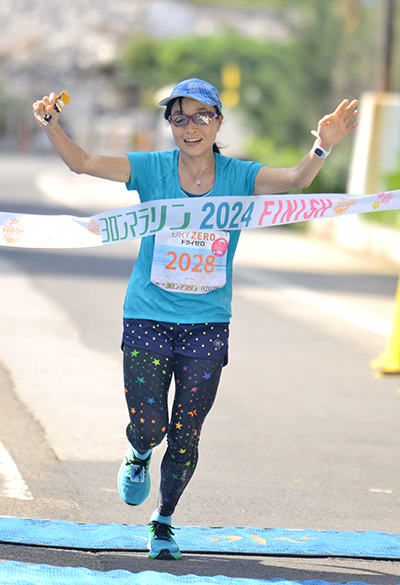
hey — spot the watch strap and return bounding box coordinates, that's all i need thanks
[312,137,331,158]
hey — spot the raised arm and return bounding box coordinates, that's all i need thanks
[253,99,358,195]
[33,92,131,183]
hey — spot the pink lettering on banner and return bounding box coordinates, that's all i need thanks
[272,200,283,224]
[303,199,333,220]
[280,199,303,224]
[258,197,333,227]
[294,199,307,221]
[257,200,275,226]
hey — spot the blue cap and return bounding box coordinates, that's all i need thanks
[158,78,222,112]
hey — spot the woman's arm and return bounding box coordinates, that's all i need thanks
[253,99,358,195]
[33,92,131,183]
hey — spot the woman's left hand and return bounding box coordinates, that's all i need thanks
[317,99,358,151]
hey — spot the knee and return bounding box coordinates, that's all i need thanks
[127,420,168,451]
[150,424,168,447]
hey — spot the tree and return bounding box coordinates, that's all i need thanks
[116,0,384,193]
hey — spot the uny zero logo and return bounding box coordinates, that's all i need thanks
[211,238,228,257]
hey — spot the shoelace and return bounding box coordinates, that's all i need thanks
[126,453,150,479]
[148,521,177,541]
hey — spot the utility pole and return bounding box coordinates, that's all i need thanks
[383,0,395,91]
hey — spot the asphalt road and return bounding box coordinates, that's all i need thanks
[1,154,400,583]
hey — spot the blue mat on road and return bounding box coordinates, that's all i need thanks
[0,564,380,585]
[1,517,400,559]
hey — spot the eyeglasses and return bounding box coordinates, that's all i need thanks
[168,112,219,127]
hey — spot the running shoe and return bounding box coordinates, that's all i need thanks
[147,520,182,560]
[117,446,151,506]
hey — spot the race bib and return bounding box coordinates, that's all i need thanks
[150,230,230,294]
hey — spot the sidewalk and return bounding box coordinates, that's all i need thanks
[310,213,400,267]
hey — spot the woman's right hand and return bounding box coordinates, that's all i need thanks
[32,92,60,127]
[31,91,130,182]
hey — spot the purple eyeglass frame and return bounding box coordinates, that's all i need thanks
[168,112,218,127]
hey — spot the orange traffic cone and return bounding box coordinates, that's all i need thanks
[371,276,400,372]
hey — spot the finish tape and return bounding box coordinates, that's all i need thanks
[0,190,398,249]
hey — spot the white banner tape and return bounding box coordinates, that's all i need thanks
[1,190,398,249]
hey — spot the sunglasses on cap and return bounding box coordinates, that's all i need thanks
[168,112,219,127]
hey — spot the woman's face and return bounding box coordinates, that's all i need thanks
[170,98,223,157]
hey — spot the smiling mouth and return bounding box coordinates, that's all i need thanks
[184,138,202,144]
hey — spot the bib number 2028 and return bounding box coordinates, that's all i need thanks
[150,231,230,294]
[166,252,215,274]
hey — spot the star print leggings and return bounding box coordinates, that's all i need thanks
[123,345,224,517]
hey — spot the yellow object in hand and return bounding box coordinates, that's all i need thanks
[44,91,70,123]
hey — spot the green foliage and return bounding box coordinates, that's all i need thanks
[386,159,400,190]
[362,157,400,230]
[245,136,303,173]
[363,209,400,230]
[119,32,322,148]
[246,134,352,195]
[116,0,383,195]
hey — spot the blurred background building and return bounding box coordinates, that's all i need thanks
[0,0,294,156]
[0,0,399,202]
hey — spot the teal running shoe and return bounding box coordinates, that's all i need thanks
[117,446,151,506]
[147,521,182,560]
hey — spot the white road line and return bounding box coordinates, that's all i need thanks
[0,439,33,500]
[239,286,392,338]
[285,288,392,338]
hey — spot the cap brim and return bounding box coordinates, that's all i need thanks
[158,94,216,107]
[158,95,182,107]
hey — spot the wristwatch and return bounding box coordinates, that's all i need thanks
[313,139,331,158]
[311,131,332,158]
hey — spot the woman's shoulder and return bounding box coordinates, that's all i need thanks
[126,149,178,165]
[125,149,178,192]
[216,152,263,174]
[215,153,263,194]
